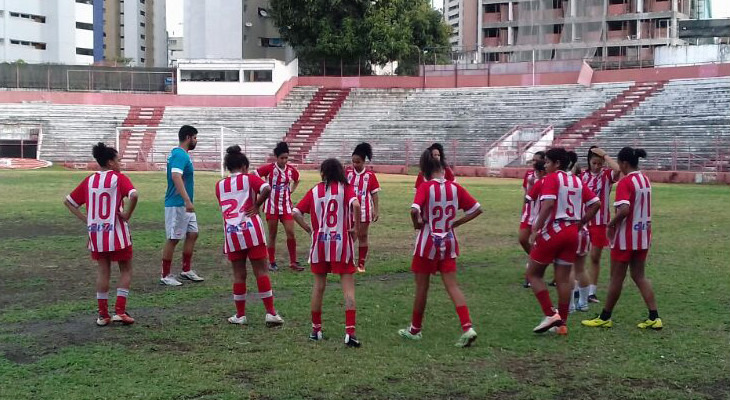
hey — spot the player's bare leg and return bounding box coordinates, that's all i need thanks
[340,273,360,347]
[95,258,112,326]
[518,228,531,287]
[441,272,477,346]
[554,263,573,327]
[113,259,134,324]
[400,273,430,340]
[629,258,661,329]
[267,219,279,271]
[309,273,327,340]
[282,219,302,271]
[588,246,603,303]
[356,223,370,272]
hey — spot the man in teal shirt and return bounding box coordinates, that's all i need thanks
[160,125,204,286]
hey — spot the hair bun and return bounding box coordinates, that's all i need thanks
[635,148,647,159]
[226,145,242,155]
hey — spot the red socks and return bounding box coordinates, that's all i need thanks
[161,259,172,278]
[345,309,356,335]
[233,282,246,317]
[267,247,276,264]
[115,288,129,315]
[311,311,322,332]
[558,302,570,324]
[286,239,297,264]
[410,311,424,334]
[535,290,555,317]
[455,305,472,332]
[358,246,369,268]
[96,292,109,318]
[256,276,276,315]
[182,252,192,272]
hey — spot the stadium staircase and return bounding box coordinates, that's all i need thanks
[554,81,667,149]
[119,106,165,163]
[282,88,350,163]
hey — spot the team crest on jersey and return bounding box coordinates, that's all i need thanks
[88,223,114,233]
[226,221,254,233]
[317,232,342,242]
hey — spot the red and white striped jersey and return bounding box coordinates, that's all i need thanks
[294,182,357,264]
[346,166,381,223]
[539,171,599,240]
[581,168,619,226]
[612,171,652,251]
[412,179,480,260]
[524,177,545,226]
[414,167,455,189]
[215,173,269,254]
[523,170,536,194]
[67,170,135,253]
[255,163,300,215]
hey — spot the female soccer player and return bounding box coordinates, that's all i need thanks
[216,145,283,327]
[580,146,621,303]
[567,150,591,313]
[346,142,381,272]
[526,147,600,336]
[64,142,138,326]
[398,149,483,347]
[256,141,303,272]
[293,158,362,347]
[582,147,661,330]
[520,152,546,287]
[414,143,455,189]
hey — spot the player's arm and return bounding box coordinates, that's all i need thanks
[531,199,554,235]
[607,203,630,239]
[371,191,380,222]
[292,209,311,234]
[591,147,621,176]
[64,198,87,223]
[171,172,194,212]
[290,179,299,194]
[292,189,313,234]
[119,191,139,222]
[582,200,600,227]
[351,198,361,235]
[452,205,482,229]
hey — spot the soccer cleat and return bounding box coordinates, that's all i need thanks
[455,328,478,347]
[228,314,248,325]
[577,302,590,312]
[637,318,663,330]
[96,315,111,326]
[309,330,323,341]
[160,275,183,286]
[265,313,284,327]
[588,294,600,303]
[581,316,613,328]
[180,270,204,282]
[268,262,279,272]
[398,328,422,341]
[289,262,304,272]
[533,312,562,333]
[344,334,361,348]
[548,280,557,287]
[523,278,531,288]
[112,313,135,325]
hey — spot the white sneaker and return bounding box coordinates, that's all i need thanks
[228,314,248,325]
[569,301,576,314]
[160,275,183,286]
[577,302,590,312]
[455,328,478,347]
[180,270,204,282]
[265,313,284,327]
[533,312,562,333]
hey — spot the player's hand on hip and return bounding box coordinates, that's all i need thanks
[245,205,259,217]
[185,201,195,213]
[372,210,379,222]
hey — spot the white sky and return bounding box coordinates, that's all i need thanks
[166,0,729,36]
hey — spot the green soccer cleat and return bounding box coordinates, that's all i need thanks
[637,318,663,330]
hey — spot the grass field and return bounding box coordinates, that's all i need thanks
[0,169,728,400]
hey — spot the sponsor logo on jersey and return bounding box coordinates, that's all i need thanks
[88,223,114,233]
[226,221,255,233]
[317,232,342,242]
[633,221,650,231]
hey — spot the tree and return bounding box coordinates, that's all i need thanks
[269,0,451,75]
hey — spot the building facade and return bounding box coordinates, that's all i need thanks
[183,0,293,61]
[447,0,703,66]
[0,0,166,67]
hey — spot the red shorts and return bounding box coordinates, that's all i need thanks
[611,248,649,263]
[91,246,133,262]
[227,244,267,262]
[519,221,531,230]
[577,228,591,256]
[411,255,457,275]
[588,225,610,248]
[311,261,356,275]
[266,213,293,221]
[530,224,579,265]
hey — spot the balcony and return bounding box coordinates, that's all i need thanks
[607,29,629,41]
[483,36,507,47]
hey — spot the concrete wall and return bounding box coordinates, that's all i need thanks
[655,44,730,66]
[184,0,243,59]
[176,58,298,96]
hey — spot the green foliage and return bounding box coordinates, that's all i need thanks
[269,0,451,75]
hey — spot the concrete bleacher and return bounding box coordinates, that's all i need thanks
[307,83,630,166]
[577,77,730,170]
[152,86,317,166]
[0,103,129,163]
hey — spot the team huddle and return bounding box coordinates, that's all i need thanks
[63,125,660,348]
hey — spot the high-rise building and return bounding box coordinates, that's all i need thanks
[0,0,167,66]
[183,0,294,61]
[446,0,700,66]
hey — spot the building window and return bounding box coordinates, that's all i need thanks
[484,4,498,13]
[140,22,145,27]
[141,58,145,63]
[141,34,146,39]
[485,28,499,38]
[244,70,273,82]
[140,10,145,16]
[76,47,93,56]
[10,39,47,50]
[9,12,46,23]
[180,70,241,82]
[76,22,93,30]
[141,46,146,51]
[140,0,145,3]
[260,37,284,48]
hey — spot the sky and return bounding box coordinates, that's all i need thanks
[166,0,729,35]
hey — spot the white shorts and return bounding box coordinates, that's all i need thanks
[165,207,199,240]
